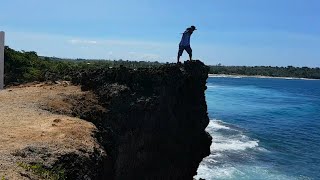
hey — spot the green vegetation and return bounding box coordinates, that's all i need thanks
[4,46,162,85]
[18,162,65,180]
[5,46,77,84]
[209,65,320,79]
[4,46,320,85]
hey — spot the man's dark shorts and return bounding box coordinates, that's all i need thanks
[178,45,192,56]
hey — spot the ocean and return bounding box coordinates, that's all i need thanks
[195,77,320,180]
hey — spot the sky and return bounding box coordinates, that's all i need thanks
[0,0,319,67]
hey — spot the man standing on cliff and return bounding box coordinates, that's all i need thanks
[177,25,197,63]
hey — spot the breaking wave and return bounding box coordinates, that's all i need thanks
[194,120,293,180]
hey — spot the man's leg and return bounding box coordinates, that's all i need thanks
[186,46,193,61]
[177,46,184,63]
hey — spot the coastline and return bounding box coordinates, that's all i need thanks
[208,74,320,81]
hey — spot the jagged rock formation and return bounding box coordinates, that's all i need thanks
[71,60,212,179]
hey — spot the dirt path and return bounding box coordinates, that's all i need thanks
[0,83,102,179]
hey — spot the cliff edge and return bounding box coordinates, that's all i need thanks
[71,60,212,179]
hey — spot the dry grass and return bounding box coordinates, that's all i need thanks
[0,83,102,179]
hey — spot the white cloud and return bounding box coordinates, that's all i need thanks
[2,30,176,62]
[125,52,162,61]
[68,39,98,45]
[140,53,160,60]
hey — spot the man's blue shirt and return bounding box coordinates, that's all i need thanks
[179,30,192,46]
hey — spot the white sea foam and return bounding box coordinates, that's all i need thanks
[195,163,238,180]
[207,84,221,89]
[208,74,243,79]
[257,147,270,152]
[195,164,294,180]
[212,137,259,151]
[233,76,242,79]
[207,120,231,130]
[203,154,219,164]
[194,119,266,180]
[194,119,295,180]
[206,120,259,152]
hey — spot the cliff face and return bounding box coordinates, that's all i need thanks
[72,60,212,179]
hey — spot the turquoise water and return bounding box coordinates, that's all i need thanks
[195,77,320,180]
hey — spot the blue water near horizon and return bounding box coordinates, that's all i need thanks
[195,77,320,180]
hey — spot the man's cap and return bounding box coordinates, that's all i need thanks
[191,25,197,30]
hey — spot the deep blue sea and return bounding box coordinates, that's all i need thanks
[195,77,320,180]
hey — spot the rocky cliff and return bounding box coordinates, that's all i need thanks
[70,60,212,179]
